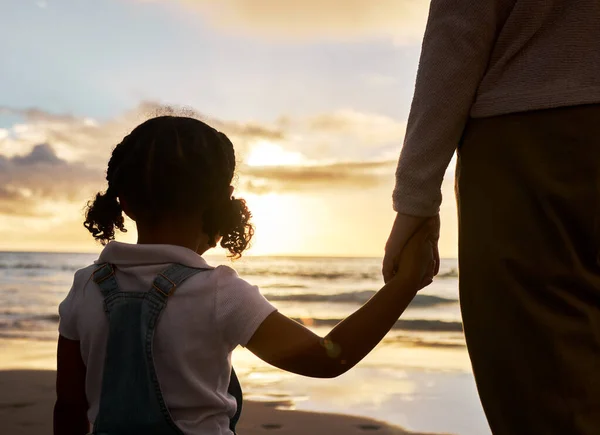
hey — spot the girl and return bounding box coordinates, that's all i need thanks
[54,115,435,435]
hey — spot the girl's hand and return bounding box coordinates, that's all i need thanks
[247,218,436,379]
[390,218,436,290]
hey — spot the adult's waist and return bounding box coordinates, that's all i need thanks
[471,84,600,119]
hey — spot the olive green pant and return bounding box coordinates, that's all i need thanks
[456,105,600,435]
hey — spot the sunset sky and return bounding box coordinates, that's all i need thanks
[0,0,458,257]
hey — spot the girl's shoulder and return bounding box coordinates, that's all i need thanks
[211,264,254,290]
[73,263,101,290]
[211,263,239,279]
[58,264,100,340]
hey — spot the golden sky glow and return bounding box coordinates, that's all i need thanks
[0,1,459,258]
[0,143,457,259]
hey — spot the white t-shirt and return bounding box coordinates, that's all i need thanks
[58,241,277,435]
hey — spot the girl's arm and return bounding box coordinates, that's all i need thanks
[54,335,89,435]
[246,219,435,378]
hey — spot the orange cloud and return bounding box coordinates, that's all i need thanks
[0,144,102,217]
[141,0,429,44]
[0,103,405,215]
[0,104,461,257]
[0,103,283,165]
[242,160,395,193]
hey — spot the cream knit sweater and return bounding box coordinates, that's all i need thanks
[393,0,600,216]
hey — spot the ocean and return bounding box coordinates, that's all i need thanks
[0,252,490,435]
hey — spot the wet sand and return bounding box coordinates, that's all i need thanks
[0,369,448,435]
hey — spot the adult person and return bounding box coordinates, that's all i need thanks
[383,1,600,434]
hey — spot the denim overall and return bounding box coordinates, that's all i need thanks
[91,262,243,435]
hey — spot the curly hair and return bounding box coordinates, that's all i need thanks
[84,116,254,258]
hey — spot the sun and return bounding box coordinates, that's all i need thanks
[236,141,314,256]
[234,192,305,256]
[245,140,305,167]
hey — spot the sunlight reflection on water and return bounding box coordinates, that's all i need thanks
[0,255,489,434]
[0,337,489,435]
[231,344,489,435]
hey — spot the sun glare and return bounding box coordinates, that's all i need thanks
[239,192,312,256]
[245,140,305,167]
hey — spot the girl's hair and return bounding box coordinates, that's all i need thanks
[84,116,253,258]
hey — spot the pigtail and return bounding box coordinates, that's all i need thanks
[203,195,254,259]
[219,197,254,258]
[83,187,127,245]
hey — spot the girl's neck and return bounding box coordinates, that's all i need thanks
[136,221,210,255]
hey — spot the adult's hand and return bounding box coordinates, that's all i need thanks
[383,213,440,283]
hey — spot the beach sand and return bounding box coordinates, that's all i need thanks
[0,370,449,435]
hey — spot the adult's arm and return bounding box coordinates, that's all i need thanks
[393,0,516,216]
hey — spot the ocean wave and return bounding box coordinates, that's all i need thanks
[293,317,463,333]
[0,262,459,280]
[266,291,456,306]
[261,284,308,289]
[0,263,50,270]
[0,313,60,329]
[0,263,81,272]
[244,268,459,281]
[244,270,376,280]
[36,314,60,322]
[0,313,462,346]
[438,268,459,278]
[0,330,58,341]
[1,312,462,333]
[382,335,466,348]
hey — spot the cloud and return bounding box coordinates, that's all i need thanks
[307,109,406,144]
[11,142,62,165]
[271,109,406,162]
[1,101,404,165]
[1,107,127,164]
[0,103,284,166]
[0,144,101,192]
[141,0,430,44]
[0,102,286,218]
[0,187,33,216]
[139,104,285,142]
[241,160,396,193]
[0,103,462,257]
[0,144,103,217]
[0,102,405,215]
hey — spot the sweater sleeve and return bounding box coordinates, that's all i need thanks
[393,0,516,216]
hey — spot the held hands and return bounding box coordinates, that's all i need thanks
[384,214,440,289]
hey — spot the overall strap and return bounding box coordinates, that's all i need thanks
[92,263,120,297]
[149,263,244,432]
[150,263,207,299]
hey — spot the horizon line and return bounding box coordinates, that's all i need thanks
[0,249,458,261]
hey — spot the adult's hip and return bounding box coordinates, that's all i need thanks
[456,104,600,435]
